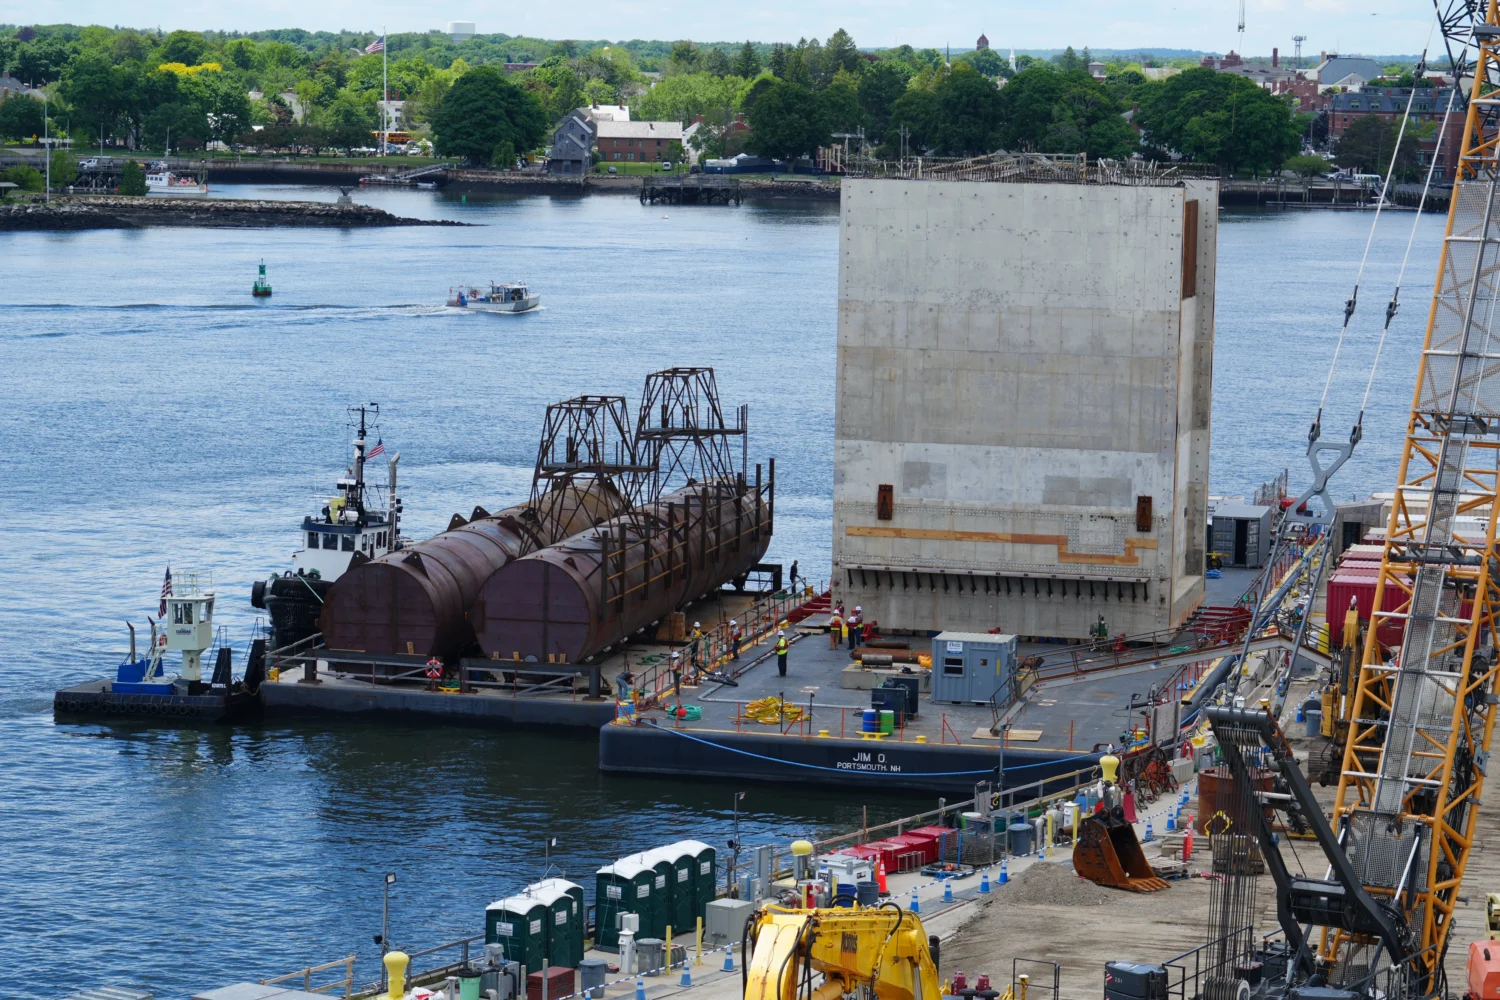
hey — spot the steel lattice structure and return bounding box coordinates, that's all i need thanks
[1330,0,1500,984]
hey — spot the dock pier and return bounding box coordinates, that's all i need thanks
[640,176,742,206]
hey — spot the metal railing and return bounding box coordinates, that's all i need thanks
[355,935,485,997]
[846,152,1219,186]
[260,955,356,997]
[1012,958,1061,1000]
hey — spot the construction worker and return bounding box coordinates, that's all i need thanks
[729,619,742,660]
[840,615,851,651]
[671,652,682,696]
[689,621,705,675]
[847,606,862,651]
[828,607,844,649]
[775,630,789,676]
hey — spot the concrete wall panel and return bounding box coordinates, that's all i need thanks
[833,178,1217,639]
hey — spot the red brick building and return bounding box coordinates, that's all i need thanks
[596,120,685,163]
[1328,87,1464,180]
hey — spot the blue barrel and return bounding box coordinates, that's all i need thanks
[1305,709,1323,738]
[834,882,857,907]
[1008,822,1034,855]
[856,881,880,906]
[862,709,880,732]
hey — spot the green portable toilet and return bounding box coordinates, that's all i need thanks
[486,892,548,972]
[529,878,585,968]
[595,852,656,951]
[656,846,694,938]
[644,849,675,938]
[678,840,717,923]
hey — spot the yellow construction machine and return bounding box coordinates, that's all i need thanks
[744,904,942,1000]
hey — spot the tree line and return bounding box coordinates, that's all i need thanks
[0,24,1308,174]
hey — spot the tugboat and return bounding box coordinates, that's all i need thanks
[446,281,540,313]
[250,404,404,652]
[54,570,263,722]
[252,260,273,297]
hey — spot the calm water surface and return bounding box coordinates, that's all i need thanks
[0,187,1444,995]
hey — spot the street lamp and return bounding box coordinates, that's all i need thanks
[41,89,49,203]
[377,872,396,988]
[729,791,746,895]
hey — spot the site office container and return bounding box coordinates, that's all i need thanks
[487,893,549,972]
[595,853,657,951]
[529,877,585,968]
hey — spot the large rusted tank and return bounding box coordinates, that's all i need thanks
[471,478,772,663]
[320,481,623,658]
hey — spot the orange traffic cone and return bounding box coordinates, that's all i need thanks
[876,858,888,894]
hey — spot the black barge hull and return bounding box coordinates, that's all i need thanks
[54,679,261,723]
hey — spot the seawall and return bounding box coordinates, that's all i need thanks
[0,196,464,230]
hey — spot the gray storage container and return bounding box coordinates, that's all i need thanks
[1209,504,1273,568]
[931,632,1018,705]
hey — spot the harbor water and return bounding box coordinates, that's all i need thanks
[0,186,1443,997]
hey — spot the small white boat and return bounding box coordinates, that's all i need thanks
[146,170,209,196]
[416,180,438,190]
[446,282,540,313]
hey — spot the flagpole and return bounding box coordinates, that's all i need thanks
[381,25,388,157]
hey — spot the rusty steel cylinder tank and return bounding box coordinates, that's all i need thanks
[320,480,623,658]
[471,478,771,663]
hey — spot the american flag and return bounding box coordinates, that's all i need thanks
[367,438,385,459]
[365,34,385,54]
[159,565,172,616]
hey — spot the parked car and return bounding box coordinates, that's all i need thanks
[607,166,618,174]
[78,158,100,169]
[661,161,673,171]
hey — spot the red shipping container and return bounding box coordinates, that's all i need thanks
[861,840,903,873]
[909,826,959,865]
[1327,569,1408,649]
[888,833,937,866]
[528,967,574,1000]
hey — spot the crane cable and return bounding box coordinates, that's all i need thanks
[1314,13,1444,444]
[1357,41,1467,424]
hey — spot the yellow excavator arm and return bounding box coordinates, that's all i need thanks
[744,905,941,1000]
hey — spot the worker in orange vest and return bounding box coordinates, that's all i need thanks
[828,609,843,649]
[847,607,862,651]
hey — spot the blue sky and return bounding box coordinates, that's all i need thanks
[11,0,1430,58]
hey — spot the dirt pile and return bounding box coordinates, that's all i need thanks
[1001,860,1122,906]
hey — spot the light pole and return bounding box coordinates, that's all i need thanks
[42,90,49,203]
[378,872,396,988]
[729,790,745,895]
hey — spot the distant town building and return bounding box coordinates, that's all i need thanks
[976,33,990,50]
[1327,87,1464,180]
[1315,55,1385,87]
[503,63,541,73]
[378,99,405,130]
[448,21,476,42]
[549,110,596,175]
[0,73,39,98]
[581,103,631,123]
[1141,67,1180,81]
[1087,61,1106,81]
[1200,50,1244,70]
[596,120,684,163]
[1217,61,1296,90]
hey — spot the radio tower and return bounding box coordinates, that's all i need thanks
[1292,34,1306,68]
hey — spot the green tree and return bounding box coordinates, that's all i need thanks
[14,38,74,83]
[431,65,549,166]
[59,51,124,138]
[1053,46,1084,73]
[1133,67,1301,173]
[748,80,830,168]
[955,47,1006,77]
[157,30,209,66]
[632,72,744,125]
[181,70,254,143]
[930,64,1003,155]
[823,29,861,77]
[0,93,46,142]
[768,43,789,79]
[995,68,1135,158]
[857,60,911,141]
[1335,116,1419,179]
[1284,154,1331,177]
[884,88,939,154]
[144,102,210,152]
[666,41,700,76]
[49,150,78,188]
[822,75,865,134]
[700,47,732,77]
[582,78,616,105]
[119,159,147,195]
[0,165,44,191]
[732,42,761,79]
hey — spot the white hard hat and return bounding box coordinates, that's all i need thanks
[778,629,785,636]
[855,606,862,612]
[694,621,701,628]
[672,651,680,659]
[730,619,737,625]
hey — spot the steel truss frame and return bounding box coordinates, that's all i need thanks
[1332,2,1500,986]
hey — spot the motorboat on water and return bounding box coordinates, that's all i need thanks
[146,169,208,195]
[446,282,540,313]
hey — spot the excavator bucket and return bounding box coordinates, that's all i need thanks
[1072,811,1169,892]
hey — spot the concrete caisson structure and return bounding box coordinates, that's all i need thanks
[833,174,1217,639]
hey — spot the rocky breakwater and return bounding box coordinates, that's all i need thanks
[0,196,466,230]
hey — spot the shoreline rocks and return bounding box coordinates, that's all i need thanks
[0,196,466,231]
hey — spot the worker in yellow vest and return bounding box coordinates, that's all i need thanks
[775,630,789,676]
[828,609,843,649]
